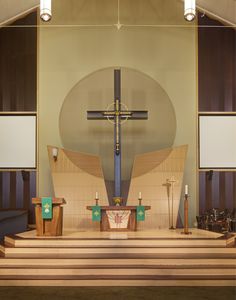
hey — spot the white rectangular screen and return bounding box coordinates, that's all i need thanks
[199,115,236,168]
[0,115,36,168]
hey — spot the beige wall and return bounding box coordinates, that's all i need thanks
[38,0,197,225]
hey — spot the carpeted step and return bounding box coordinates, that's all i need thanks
[1,246,236,258]
[0,257,235,269]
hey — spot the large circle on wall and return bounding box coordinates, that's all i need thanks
[59,67,176,181]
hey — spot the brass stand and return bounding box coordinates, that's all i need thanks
[181,194,192,235]
[138,197,142,206]
[95,198,99,206]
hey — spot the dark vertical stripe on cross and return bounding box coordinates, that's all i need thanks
[114,70,121,197]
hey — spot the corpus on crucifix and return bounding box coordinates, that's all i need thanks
[87,69,148,202]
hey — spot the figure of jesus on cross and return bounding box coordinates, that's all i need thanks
[87,69,148,201]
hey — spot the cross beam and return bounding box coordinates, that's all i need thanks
[87,69,148,199]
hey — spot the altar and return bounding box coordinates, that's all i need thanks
[87,206,151,231]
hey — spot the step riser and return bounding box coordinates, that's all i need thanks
[5,232,235,249]
[6,241,231,248]
[0,279,236,287]
[3,254,236,259]
[0,268,235,276]
[3,247,236,254]
[0,275,236,281]
[1,265,235,269]
[2,247,236,258]
[1,258,235,268]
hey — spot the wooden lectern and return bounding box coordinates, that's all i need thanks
[32,198,66,236]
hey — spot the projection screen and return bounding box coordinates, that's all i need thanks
[199,115,236,168]
[0,115,36,168]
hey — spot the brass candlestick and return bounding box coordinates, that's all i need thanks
[95,197,99,206]
[181,194,192,235]
[138,197,142,206]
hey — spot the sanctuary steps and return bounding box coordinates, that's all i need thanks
[0,229,235,286]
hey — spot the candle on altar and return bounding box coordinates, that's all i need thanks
[139,192,142,199]
[95,192,98,199]
[185,185,188,195]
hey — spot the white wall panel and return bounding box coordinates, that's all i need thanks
[0,115,36,168]
[199,116,236,168]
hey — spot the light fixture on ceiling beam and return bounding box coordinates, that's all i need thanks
[184,0,196,22]
[40,0,52,22]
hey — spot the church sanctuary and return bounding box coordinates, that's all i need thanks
[0,0,235,299]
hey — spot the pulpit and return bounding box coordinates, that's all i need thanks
[32,197,66,236]
[87,206,151,231]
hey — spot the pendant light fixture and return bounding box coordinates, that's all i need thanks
[184,0,196,22]
[40,0,52,22]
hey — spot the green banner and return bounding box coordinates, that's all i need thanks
[137,205,145,221]
[92,205,101,221]
[42,197,53,219]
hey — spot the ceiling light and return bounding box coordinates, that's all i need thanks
[184,0,196,22]
[40,0,52,22]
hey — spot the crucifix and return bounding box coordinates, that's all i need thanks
[87,69,148,200]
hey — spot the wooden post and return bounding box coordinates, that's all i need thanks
[182,194,192,235]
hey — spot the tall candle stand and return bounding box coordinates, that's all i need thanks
[181,193,192,235]
[169,177,176,230]
[163,179,171,229]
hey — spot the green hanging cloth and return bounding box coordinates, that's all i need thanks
[137,205,145,221]
[42,197,53,219]
[92,205,101,221]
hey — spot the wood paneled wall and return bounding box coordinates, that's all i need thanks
[0,11,37,224]
[0,12,37,111]
[199,171,236,214]
[0,171,36,223]
[198,14,236,112]
[198,13,236,215]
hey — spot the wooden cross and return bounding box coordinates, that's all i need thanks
[87,69,148,198]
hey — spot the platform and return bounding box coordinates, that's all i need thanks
[0,228,235,286]
[2,228,235,249]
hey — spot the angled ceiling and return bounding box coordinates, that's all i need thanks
[196,0,236,26]
[0,0,235,26]
[0,0,39,24]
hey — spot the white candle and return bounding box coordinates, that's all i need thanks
[95,192,98,199]
[139,192,142,199]
[185,185,188,195]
